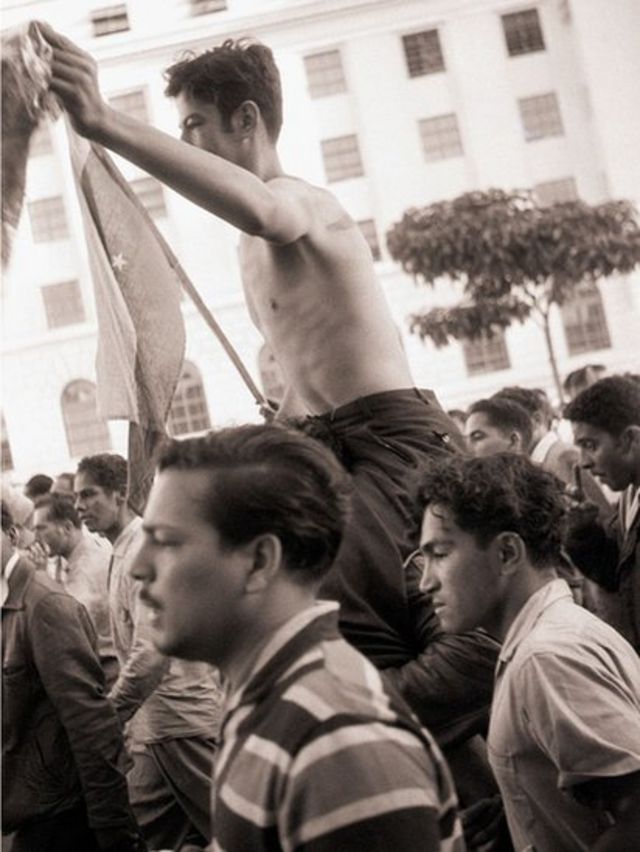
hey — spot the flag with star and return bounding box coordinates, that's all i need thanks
[67,127,186,513]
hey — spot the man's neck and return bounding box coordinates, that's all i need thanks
[60,528,82,560]
[106,505,138,545]
[492,568,558,643]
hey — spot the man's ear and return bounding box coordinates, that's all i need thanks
[244,534,282,593]
[509,430,522,452]
[620,424,640,454]
[232,100,259,136]
[491,531,526,576]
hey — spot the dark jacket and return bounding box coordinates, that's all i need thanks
[566,503,640,653]
[2,557,141,848]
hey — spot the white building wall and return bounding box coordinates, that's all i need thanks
[1,0,639,483]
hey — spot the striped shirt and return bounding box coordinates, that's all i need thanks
[212,602,464,851]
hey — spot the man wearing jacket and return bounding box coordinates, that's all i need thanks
[1,500,143,852]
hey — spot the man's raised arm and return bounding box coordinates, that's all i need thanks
[40,23,309,244]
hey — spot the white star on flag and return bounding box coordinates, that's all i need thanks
[111,252,128,272]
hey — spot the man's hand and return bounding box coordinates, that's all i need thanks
[37,22,107,139]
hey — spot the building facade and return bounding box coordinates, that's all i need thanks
[1,0,639,483]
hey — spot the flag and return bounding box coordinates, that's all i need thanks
[68,130,186,513]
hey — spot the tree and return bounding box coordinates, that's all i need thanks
[386,189,640,401]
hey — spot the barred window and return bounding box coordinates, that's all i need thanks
[502,8,545,56]
[561,284,611,355]
[42,281,85,329]
[28,196,69,242]
[519,93,563,141]
[129,177,167,218]
[190,0,227,15]
[91,5,130,37]
[321,135,364,183]
[402,30,445,77]
[108,89,149,124]
[463,332,511,376]
[419,114,463,161]
[1,413,13,472]
[258,345,286,406]
[357,219,382,262]
[534,177,578,206]
[29,121,53,157]
[62,380,112,459]
[304,50,347,99]
[168,362,211,436]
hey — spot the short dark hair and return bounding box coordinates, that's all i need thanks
[24,473,53,500]
[416,454,566,568]
[562,364,606,398]
[493,386,554,426]
[468,397,533,451]
[34,493,81,529]
[1,500,14,533]
[76,454,128,495]
[564,375,640,436]
[157,424,352,581]
[164,38,283,141]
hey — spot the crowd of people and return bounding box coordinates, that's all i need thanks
[2,21,640,852]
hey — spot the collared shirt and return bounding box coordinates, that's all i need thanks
[108,516,222,744]
[530,430,558,465]
[213,602,465,852]
[489,579,640,852]
[620,484,640,535]
[1,550,20,606]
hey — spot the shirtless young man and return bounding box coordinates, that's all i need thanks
[43,29,499,817]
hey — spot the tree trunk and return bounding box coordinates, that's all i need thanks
[541,311,564,405]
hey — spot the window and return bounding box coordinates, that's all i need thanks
[91,4,130,37]
[402,30,445,77]
[304,50,347,98]
[190,0,227,14]
[519,93,563,141]
[108,89,149,124]
[167,362,211,436]
[561,284,611,355]
[357,219,382,261]
[321,135,364,183]
[62,380,111,458]
[1,413,13,472]
[28,196,69,242]
[463,332,511,376]
[258,345,286,405]
[534,177,578,206]
[29,122,53,157]
[42,281,85,329]
[419,114,463,161]
[502,8,545,56]
[129,177,167,218]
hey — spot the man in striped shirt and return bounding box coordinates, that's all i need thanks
[131,423,465,851]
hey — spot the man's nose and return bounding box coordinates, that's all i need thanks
[419,559,439,595]
[130,541,151,581]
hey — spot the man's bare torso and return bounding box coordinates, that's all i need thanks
[239,178,412,417]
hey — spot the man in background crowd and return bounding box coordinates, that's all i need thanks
[464,397,532,458]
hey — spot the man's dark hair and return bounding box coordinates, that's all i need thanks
[562,364,606,398]
[34,493,81,529]
[416,454,566,568]
[164,38,283,141]
[564,375,640,436]
[157,424,352,581]
[76,454,128,495]
[468,397,533,451]
[24,473,53,501]
[493,386,554,427]
[1,500,14,533]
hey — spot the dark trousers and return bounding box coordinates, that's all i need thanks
[10,804,99,852]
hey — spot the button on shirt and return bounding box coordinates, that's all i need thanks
[488,578,640,852]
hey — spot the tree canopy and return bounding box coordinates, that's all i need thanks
[386,188,640,399]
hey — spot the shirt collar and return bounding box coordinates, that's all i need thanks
[1,551,21,606]
[530,431,558,464]
[223,600,339,718]
[498,578,573,667]
[112,515,142,555]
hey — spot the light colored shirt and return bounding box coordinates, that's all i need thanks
[488,579,640,852]
[59,528,116,674]
[1,550,20,605]
[108,517,222,744]
[214,602,465,851]
[530,430,558,465]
